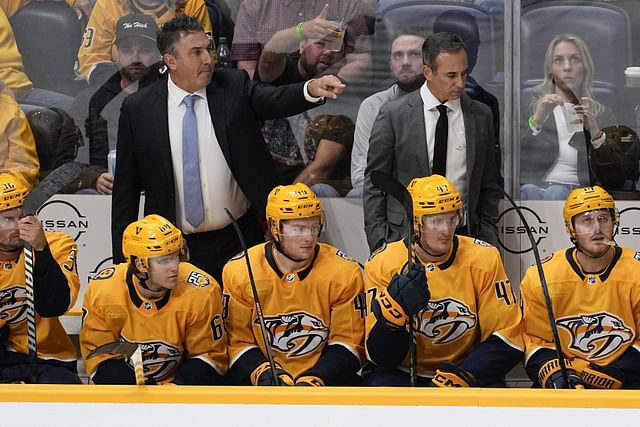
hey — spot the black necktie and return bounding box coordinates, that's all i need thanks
[433,104,448,176]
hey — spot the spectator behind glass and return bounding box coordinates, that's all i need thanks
[232,0,371,80]
[71,13,162,195]
[0,80,40,186]
[0,0,93,19]
[254,9,348,186]
[520,34,616,200]
[78,0,212,86]
[0,5,73,111]
[433,10,502,182]
[297,114,355,197]
[349,29,426,197]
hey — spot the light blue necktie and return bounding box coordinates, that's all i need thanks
[182,94,204,228]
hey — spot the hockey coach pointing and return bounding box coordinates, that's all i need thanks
[111,14,345,284]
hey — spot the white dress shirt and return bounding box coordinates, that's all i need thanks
[167,76,250,234]
[420,84,468,207]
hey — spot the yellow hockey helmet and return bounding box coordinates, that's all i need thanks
[407,174,462,228]
[122,214,184,272]
[266,183,323,233]
[563,186,618,234]
[0,173,30,211]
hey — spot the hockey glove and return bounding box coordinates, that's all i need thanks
[581,363,624,389]
[295,375,325,386]
[432,362,477,387]
[250,361,294,386]
[538,358,584,389]
[375,264,430,327]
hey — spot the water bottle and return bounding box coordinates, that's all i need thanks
[108,149,117,177]
[216,36,231,68]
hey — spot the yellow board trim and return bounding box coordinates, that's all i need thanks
[1,386,640,408]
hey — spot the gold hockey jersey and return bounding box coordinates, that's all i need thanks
[223,242,365,379]
[365,236,523,376]
[521,246,640,372]
[0,231,79,362]
[78,0,212,80]
[80,262,227,383]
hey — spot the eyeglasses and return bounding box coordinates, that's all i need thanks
[421,213,460,231]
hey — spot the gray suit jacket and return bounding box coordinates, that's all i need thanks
[363,90,501,251]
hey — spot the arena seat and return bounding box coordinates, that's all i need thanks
[374,1,496,88]
[25,106,83,181]
[10,1,85,96]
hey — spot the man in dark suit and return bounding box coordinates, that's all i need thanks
[364,32,501,252]
[111,15,344,283]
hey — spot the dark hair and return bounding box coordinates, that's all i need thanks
[433,11,479,71]
[421,32,466,72]
[390,27,426,46]
[157,14,205,56]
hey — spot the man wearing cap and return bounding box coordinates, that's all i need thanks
[78,0,212,86]
[71,13,162,195]
[521,186,640,389]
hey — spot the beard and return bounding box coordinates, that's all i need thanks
[120,62,155,83]
[0,238,23,254]
[396,73,425,93]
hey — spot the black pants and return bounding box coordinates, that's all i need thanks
[184,209,264,286]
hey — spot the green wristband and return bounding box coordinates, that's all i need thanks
[528,116,540,129]
[295,22,304,41]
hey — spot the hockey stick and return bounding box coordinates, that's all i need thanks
[370,171,418,387]
[224,208,280,386]
[87,341,145,386]
[499,188,571,387]
[21,161,82,383]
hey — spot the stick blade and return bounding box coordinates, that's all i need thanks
[87,341,139,359]
[22,162,82,216]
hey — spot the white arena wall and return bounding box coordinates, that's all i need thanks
[2,385,640,426]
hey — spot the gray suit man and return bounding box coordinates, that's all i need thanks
[364,32,500,251]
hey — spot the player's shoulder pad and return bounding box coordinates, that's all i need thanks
[228,250,245,262]
[334,249,357,263]
[92,266,116,281]
[540,253,554,264]
[367,242,387,261]
[472,238,494,248]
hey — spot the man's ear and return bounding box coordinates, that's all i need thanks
[163,53,177,71]
[423,64,433,81]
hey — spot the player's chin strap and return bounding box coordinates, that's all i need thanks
[574,242,614,260]
[273,235,308,263]
[413,230,447,259]
[129,263,166,294]
[137,277,166,294]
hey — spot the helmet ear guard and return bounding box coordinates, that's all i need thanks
[122,214,184,273]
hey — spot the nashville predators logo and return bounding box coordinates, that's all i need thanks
[122,339,183,383]
[0,286,27,325]
[557,312,633,360]
[417,298,477,344]
[260,312,328,357]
